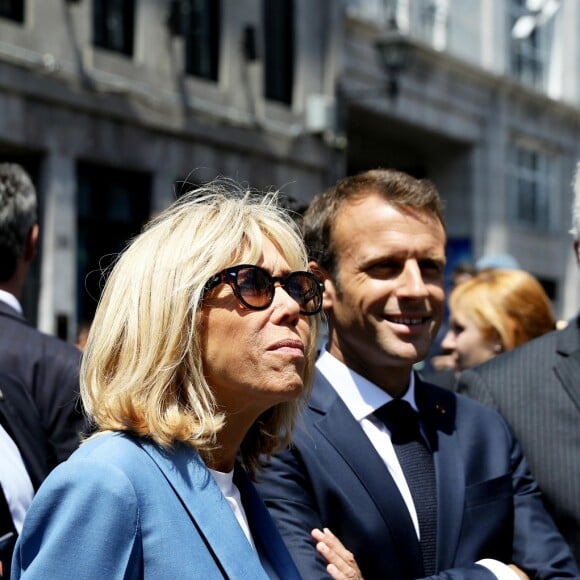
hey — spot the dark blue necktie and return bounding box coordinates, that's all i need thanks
[376,398,437,576]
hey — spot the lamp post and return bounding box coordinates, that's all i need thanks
[374,26,413,99]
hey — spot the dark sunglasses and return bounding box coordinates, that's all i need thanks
[204,264,324,315]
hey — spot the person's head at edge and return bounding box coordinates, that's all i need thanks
[302,168,447,398]
[0,163,39,299]
[80,181,320,476]
[442,269,556,372]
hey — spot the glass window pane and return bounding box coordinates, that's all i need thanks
[93,0,135,56]
[0,0,24,22]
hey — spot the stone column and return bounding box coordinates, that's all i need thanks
[37,152,77,342]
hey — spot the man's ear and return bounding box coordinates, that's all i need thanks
[23,224,39,263]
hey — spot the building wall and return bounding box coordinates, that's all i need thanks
[1,0,578,337]
[0,0,340,339]
[342,0,580,319]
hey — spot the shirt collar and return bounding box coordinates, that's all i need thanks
[0,290,22,314]
[316,349,418,422]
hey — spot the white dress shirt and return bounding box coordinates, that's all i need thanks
[0,424,34,534]
[316,350,519,580]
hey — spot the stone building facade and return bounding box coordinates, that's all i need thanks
[0,0,578,340]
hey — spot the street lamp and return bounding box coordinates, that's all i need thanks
[374,27,413,99]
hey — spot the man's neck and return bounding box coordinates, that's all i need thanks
[325,344,413,398]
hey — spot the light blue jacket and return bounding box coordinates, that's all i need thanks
[13,432,301,579]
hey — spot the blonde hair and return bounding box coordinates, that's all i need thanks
[449,269,556,351]
[81,181,318,473]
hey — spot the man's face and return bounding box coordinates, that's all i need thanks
[322,194,446,392]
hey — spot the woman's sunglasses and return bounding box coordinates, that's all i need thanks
[204,264,324,316]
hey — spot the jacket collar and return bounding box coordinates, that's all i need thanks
[137,438,300,579]
[0,300,26,323]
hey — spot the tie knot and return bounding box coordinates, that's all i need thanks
[375,399,420,444]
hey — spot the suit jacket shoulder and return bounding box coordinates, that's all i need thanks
[0,302,85,466]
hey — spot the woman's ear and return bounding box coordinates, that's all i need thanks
[309,261,335,312]
[308,260,325,280]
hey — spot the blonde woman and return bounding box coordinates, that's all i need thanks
[12,183,359,579]
[441,268,556,373]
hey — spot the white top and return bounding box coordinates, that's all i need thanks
[209,468,256,551]
[0,423,34,534]
[0,289,22,314]
[316,350,520,580]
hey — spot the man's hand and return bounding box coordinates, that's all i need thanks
[312,527,363,580]
[508,564,529,579]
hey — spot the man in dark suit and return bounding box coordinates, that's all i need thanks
[456,163,580,564]
[257,169,578,579]
[0,163,85,468]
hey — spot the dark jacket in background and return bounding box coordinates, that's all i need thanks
[457,315,580,565]
[0,301,85,468]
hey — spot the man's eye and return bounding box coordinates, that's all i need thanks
[368,261,400,274]
[420,260,444,273]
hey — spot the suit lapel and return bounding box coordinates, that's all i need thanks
[554,317,580,413]
[415,378,465,570]
[312,376,423,579]
[137,440,270,579]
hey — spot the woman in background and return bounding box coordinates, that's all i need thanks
[441,268,556,374]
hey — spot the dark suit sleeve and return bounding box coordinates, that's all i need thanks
[458,372,580,577]
[258,446,499,580]
[257,447,331,579]
[498,410,579,578]
[35,340,86,466]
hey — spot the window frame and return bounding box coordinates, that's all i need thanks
[263,0,295,106]
[93,0,136,57]
[507,142,559,233]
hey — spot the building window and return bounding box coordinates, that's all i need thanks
[76,163,151,325]
[93,0,135,56]
[0,0,24,22]
[507,144,557,232]
[509,0,557,90]
[263,0,294,105]
[181,0,221,80]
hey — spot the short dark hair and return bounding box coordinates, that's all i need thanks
[302,168,445,277]
[0,163,38,281]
